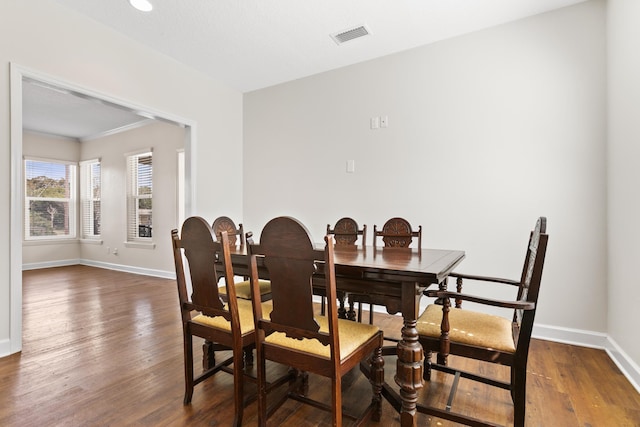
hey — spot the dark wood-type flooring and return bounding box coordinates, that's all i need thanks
[1,265,639,426]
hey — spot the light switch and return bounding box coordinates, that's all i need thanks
[380,115,388,128]
[347,160,355,173]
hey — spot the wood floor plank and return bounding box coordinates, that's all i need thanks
[0,265,638,426]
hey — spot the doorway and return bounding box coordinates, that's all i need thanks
[9,63,195,355]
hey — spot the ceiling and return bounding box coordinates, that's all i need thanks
[25,0,587,139]
[22,79,151,141]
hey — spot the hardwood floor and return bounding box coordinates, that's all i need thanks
[1,265,639,426]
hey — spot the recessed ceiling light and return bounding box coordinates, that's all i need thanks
[128,0,153,12]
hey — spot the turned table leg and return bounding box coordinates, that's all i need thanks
[394,282,424,427]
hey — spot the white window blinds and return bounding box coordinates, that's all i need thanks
[24,158,77,240]
[80,159,101,239]
[126,150,153,241]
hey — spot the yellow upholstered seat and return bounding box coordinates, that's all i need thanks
[219,279,271,300]
[266,316,380,359]
[192,300,273,335]
[417,304,515,353]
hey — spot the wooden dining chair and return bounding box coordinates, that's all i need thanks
[204,216,271,370]
[352,217,423,324]
[373,216,422,248]
[327,217,367,246]
[210,215,271,301]
[324,217,367,319]
[212,215,245,246]
[171,216,271,427]
[416,217,548,427]
[248,216,385,426]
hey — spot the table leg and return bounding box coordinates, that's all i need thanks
[394,282,424,427]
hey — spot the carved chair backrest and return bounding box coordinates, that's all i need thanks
[172,216,238,322]
[212,216,245,246]
[327,217,367,246]
[250,217,337,349]
[374,217,422,248]
[513,217,548,354]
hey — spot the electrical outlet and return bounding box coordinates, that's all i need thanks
[113,248,118,255]
[370,117,380,129]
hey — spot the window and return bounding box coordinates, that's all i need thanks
[126,150,153,241]
[80,159,101,239]
[24,158,76,240]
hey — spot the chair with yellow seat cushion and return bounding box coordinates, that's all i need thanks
[248,216,385,426]
[207,216,272,370]
[211,216,272,302]
[171,216,272,427]
[416,217,548,427]
[324,217,367,319]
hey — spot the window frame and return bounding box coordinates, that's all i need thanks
[24,157,77,241]
[125,149,153,244]
[80,158,102,241]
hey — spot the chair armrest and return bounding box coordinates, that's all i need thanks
[449,272,520,287]
[424,289,535,310]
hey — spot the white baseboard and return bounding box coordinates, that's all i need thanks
[78,259,175,279]
[22,259,175,279]
[22,259,81,270]
[0,339,10,358]
[533,323,640,393]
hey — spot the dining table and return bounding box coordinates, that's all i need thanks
[225,243,465,427]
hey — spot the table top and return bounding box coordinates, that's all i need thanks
[332,246,465,284]
[229,244,465,286]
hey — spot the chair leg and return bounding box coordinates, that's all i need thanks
[338,293,347,319]
[297,370,309,396]
[370,346,385,421]
[183,330,195,405]
[368,303,374,324]
[423,350,432,381]
[256,345,268,427]
[512,364,527,427]
[232,344,245,427]
[332,374,343,426]
[202,339,215,370]
[243,347,254,366]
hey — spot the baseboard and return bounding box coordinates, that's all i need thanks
[533,323,640,393]
[79,259,175,279]
[604,336,640,394]
[22,259,81,270]
[22,259,174,279]
[0,339,11,358]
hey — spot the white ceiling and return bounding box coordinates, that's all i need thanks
[22,79,150,141]
[26,0,587,139]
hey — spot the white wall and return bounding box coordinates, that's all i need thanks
[0,0,243,356]
[80,121,185,272]
[607,0,640,370]
[245,0,607,337]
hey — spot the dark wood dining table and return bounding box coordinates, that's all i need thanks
[226,244,465,427]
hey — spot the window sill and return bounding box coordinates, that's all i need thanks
[124,241,156,250]
[23,238,78,246]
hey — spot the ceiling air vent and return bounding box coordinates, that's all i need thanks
[331,25,370,45]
